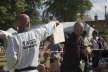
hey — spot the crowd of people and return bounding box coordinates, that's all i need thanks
[0,14,108,72]
[37,31,108,72]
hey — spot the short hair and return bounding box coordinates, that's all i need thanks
[92,31,98,36]
[16,14,30,26]
[74,22,84,31]
[16,14,30,22]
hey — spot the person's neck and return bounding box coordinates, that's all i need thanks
[18,28,30,33]
[74,32,80,37]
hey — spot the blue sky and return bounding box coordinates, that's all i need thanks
[89,0,108,20]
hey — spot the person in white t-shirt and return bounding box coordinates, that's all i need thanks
[6,14,59,72]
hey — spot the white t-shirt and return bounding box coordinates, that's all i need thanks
[91,38,99,49]
[6,21,56,70]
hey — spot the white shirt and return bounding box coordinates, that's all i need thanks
[91,38,99,49]
[6,21,56,71]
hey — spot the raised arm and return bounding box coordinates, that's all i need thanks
[33,21,59,41]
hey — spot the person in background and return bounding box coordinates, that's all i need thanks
[97,37,104,49]
[91,31,101,70]
[81,31,92,72]
[37,64,47,72]
[0,66,5,72]
[91,31,99,49]
[103,40,108,49]
[49,56,60,72]
[5,14,59,72]
[47,41,62,57]
[60,22,84,72]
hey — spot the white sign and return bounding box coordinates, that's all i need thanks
[53,23,65,44]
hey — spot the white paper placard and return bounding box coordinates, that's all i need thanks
[53,23,65,44]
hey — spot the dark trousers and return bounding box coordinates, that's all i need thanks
[92,50,100,69]
[60,63,82,72]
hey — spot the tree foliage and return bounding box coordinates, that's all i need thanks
[0,0,42,30]
[43,0,92,21]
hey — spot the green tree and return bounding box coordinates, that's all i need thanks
[0,0,42,30]
[43,0,92,21]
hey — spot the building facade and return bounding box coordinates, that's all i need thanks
[85,15,108,32]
